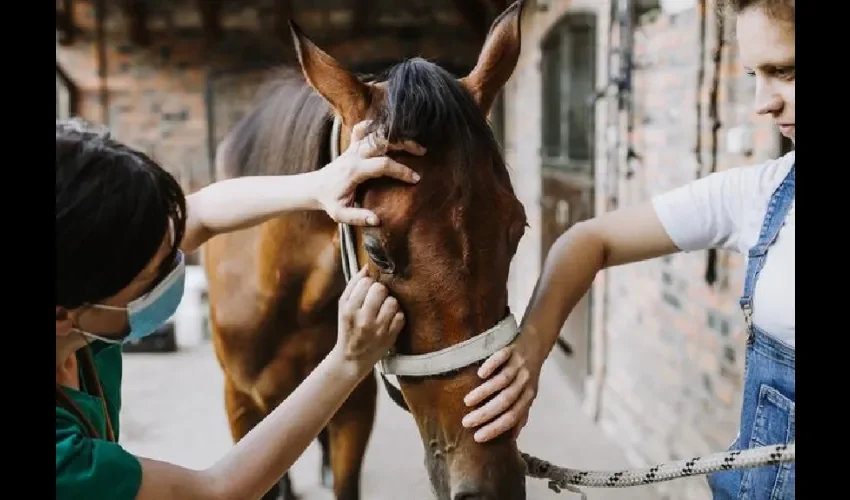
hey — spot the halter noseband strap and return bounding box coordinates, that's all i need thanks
[379,315,519,376]
[328,115,519,406]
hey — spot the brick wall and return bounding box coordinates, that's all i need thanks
[56,0,481,193]
[504,1,784,499]
[57,1,256,192]
[604,5,783,499]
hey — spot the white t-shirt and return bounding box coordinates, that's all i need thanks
[651,151,795,348]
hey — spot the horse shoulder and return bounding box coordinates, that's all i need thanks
[203,226,276,335]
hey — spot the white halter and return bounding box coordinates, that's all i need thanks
[329,115,519,378]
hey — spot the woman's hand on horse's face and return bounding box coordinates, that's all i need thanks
[317,120,426,226]
[335,266,405,373]
[461,342,541,443]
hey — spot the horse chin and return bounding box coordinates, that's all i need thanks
[424,452,452,500]
[424,445,527,500]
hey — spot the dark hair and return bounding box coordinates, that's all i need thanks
[719,0,794,24]
[56,118,187,309]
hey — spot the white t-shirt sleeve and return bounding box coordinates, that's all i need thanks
[651,154,795,254]
[651,167,753,253]
[650,152,795,346]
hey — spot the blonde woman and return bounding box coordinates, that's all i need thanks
[466,1,795,498]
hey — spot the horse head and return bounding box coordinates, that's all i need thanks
[291,2,529,499]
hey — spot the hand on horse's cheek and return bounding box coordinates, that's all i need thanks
[337,266,402,368]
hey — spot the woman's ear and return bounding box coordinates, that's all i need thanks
[56,307,73,337]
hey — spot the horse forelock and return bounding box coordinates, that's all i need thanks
[367,57,505,175]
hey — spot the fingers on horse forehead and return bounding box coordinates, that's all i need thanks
[360,189,413,227]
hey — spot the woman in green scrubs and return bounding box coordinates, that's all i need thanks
[55,118,424,500]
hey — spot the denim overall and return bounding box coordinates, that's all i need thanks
[707,165,795,500]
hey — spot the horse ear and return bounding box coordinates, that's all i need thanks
[459,0,525,114]
[289,20,370,124]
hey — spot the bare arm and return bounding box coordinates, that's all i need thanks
[520,201,680,365]
[180,173,322,253]
[133,268,403,500]
[464,164,754,443]
[135,349,363,500]
[180,121,424,254]
[462,201,679,442]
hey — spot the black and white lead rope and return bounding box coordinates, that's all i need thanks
[520,442,795,499]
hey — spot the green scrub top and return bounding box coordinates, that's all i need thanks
[56,342,142,500]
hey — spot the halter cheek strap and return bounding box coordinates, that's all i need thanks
[333,116,363,285]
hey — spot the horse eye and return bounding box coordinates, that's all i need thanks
[364,236,395,274]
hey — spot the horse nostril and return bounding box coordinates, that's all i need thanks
[452,491,492,500]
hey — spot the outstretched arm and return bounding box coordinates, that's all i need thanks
[180,172,324,253]
[462,163,752,443]
[180,121,425,254]
[135,348,365,499]
[54,269,402,500]
[519,202,679,368]
[133,267,403,500]
[461,202,678,442]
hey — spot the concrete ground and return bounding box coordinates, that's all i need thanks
[119,341,663,500]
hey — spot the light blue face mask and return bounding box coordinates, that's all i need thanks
[78,251,186,345]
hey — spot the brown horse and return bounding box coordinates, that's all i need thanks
[201,2,529,499]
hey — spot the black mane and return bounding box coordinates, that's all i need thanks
[218,67,332,180]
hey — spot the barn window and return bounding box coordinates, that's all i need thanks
[540,13,597,173]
